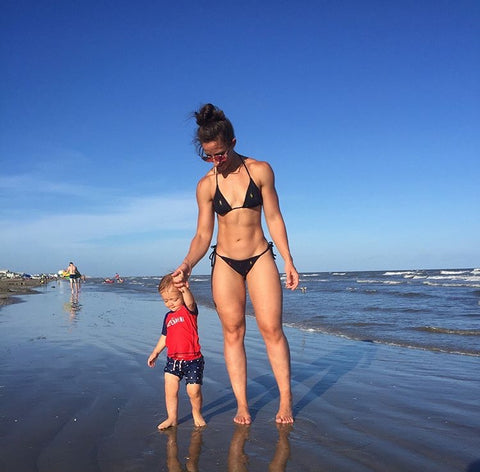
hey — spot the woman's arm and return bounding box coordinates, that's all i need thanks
[257,161,299,290]
[172,176,215,286]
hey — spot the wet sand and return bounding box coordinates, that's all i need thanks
[0,277,44,308]
[0,282,479,471]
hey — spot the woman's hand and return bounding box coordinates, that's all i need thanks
[284,261,299,290]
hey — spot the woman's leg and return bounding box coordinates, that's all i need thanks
[211,258,250,424]
[247,253,294,423]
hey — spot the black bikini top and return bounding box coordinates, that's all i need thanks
[213,157,263,216]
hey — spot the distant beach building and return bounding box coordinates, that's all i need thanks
[1,270,56,280]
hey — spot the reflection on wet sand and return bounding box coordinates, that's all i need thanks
[228,425,249,472]
[162,427,204,472]
[161,423,292,471]
[268,424,293,472]
[227,424,293,472]
[63,292,82,323]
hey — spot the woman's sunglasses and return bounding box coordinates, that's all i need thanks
[201,148,230,163]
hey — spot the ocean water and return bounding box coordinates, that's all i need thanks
[86,268,480,356]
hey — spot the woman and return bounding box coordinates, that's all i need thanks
[172,103,298,424]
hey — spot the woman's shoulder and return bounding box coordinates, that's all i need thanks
[243,155,272,167]
[196,170,215,195]
[243,156,274,179]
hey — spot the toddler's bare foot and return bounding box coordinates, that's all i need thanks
[193,414,206,427]
[233,407,252,425]
[158,418,177,430]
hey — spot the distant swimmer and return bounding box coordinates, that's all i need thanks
[114,273,124,283]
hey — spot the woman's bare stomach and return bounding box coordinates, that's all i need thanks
[216,222,268,259]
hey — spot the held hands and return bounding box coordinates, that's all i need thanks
[178,282,190,293]
[172,263,191,289]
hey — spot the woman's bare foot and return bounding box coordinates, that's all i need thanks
[233,407,252,425]
[275,404,294,424]
[276,396,294,423]
[158,418,178,430]
[275,409,294,424]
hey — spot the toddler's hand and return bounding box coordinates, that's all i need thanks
[147,354,157,368]
[172,268,188,289]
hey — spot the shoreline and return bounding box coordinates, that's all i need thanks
[86,271,480,357]
[4,278,479,357]
[285,323,480,358]
[0,277,45,308]
[1,283,479,471]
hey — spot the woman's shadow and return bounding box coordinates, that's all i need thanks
[291,342,377,416]
[179,342,376,423]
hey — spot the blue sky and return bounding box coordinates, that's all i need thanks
[1,1,479,276]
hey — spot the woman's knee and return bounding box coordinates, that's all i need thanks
[217,307,246,337]
[257,323,285,344]
[222,322,246,344]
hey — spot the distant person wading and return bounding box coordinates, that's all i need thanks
[65,262,81,293]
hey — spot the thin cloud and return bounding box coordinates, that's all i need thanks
[0,194,197,245]
[0,174,113,200]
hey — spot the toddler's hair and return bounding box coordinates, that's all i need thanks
[158,274,175,294]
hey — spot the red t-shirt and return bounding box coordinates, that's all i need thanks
[162,304,202,360]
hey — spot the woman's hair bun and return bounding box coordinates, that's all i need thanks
[195,103,226,126]
[193,103,235,152]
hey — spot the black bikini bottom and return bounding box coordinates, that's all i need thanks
[209,242,275,279]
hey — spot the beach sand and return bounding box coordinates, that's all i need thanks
[0,282,479,471]
[0,277,44,308]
